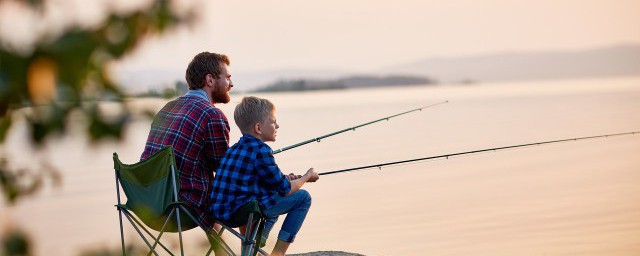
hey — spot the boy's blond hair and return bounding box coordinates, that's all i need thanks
[234,96,276,134]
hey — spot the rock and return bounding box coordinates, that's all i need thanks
[289,251,366,256]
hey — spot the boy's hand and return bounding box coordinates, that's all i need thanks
[304,168,319,182]
[286,173,302,180]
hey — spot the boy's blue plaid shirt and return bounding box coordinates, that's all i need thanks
[210,134,291,221]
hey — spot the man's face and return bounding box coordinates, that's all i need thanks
[209,63,233,104]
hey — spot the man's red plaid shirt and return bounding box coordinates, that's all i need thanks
[141,93,230,229]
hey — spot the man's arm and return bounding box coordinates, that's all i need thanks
[204,111,230,168]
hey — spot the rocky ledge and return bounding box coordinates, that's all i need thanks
[289,251,365,256]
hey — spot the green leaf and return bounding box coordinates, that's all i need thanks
[0,115,11,143]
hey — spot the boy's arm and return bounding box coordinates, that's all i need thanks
[285,168,319,196]
[255,146,292,196]
[286,173,302,180]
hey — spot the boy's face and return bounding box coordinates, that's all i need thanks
[258,110,279,142]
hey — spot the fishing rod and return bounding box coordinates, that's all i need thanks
[319,131,639,176]
[272,100,449,154]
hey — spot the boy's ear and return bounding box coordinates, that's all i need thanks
[253,122,262,135]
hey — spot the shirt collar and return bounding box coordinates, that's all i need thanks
[185,89,211,103]
[241,134,261,143]
[241,134,272,149]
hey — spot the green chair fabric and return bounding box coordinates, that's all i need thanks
[225,200,263,228]
[113,146,197,232]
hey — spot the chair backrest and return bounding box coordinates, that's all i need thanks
[113,146,197,232]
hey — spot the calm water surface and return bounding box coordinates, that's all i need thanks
[2,77,640,255]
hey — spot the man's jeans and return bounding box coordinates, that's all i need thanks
[261,189,312,243]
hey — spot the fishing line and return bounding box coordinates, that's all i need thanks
[319,131,640,176]
[272,100,449,154]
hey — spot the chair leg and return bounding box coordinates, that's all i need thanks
[207,232,236,256]
[178,205,237,256]
[119,209,173,256]
[216,223,249,256]
[115,173,127,255]
[176,207,185,256]
[242,214,268,256]
[124,212,173,255]
[118,208,126,256]
[146,209,177,256]
[247,221,257,256]
[248,218,264,256]
[241,213,255,256]
[122,211,162,256]
[253,219,266,256]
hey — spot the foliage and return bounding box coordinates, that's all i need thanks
[0,156,61,204]
[1,229,30,256]
[0,0,194,145]
[0,0,197,254]
[0,0,194,202]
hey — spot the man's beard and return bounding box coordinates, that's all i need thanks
[210,89,230,104]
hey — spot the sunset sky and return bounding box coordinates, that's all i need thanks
[116,0,640,72]
[1,0,639,88]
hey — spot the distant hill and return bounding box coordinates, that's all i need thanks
[253,75,435,92]
[114,44,640,93]
[384,44,640,83]
[235,68,352,91]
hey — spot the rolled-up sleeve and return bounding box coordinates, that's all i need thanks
[254,145,291,196]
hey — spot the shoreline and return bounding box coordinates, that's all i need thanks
[290,251,365,256]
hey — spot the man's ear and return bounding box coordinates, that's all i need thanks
[206,74,215,87]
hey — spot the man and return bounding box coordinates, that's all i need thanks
[141,52,234,230]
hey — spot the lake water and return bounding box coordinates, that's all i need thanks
[1,77,640,255]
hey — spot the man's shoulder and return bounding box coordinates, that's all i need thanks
[172,96,227,118]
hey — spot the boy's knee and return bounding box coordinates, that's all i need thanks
[297,189,312,206]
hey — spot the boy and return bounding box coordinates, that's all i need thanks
[210,96,319,256]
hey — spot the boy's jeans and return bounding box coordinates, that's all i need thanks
[261,189,312,243]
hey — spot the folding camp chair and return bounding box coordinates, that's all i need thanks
[113,146,268,256]
[218,200,268,256]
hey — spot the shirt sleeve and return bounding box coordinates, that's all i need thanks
[254,145,291,196]
[204,111,230,171]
